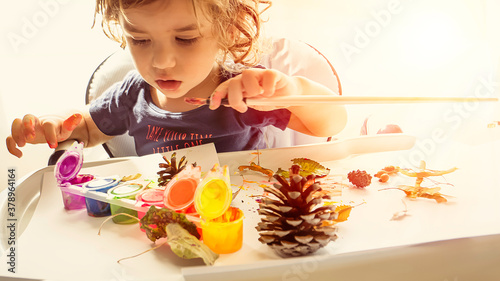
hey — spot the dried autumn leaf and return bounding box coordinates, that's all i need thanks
[386,160,457,203]
[238,162,274,178]
[276,158,330,178]
[398,161,457,178]
[399,185,448,203]
[321,204,353,226]
[334,205,352,222]
[121,173,142,182]
[165,223,219,265]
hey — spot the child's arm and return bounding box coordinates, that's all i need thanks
[210,68,347,137]
[6,107,113,158]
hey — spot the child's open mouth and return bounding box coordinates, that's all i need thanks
[156,80,181,91]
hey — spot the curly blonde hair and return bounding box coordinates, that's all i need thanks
[93,0,271,68]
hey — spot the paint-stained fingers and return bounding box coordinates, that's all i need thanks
[10,118,27,148]
[210,81,230,110]
[62,113,82,133]
[22,114,38,141]
[41,121,60,149]
[209,91,225,110]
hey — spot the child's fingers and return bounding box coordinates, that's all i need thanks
[10,118,27,147]
[62,113,83,132]
[260,70,278,98]
[210,83,229,110]
[41,121,59,149]
[22,114,38,141]
[6,136,23,158]
[241,70,263,97]
[227,78,247,113]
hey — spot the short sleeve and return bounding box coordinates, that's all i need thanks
[241,108,291,131]
[89,71,140,136]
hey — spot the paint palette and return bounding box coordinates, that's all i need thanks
[54,142,201,224]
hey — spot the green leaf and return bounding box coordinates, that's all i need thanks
[166,223,219,265]
[140,206,200,242]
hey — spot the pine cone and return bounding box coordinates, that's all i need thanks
[157,153,188,187]
[256,165,338,257]
[347,170,372,188]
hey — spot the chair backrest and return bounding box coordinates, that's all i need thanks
[86,37,342,157]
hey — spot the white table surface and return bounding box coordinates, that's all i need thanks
[1,134,500,281]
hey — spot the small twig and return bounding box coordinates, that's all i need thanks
[98,213,141,235]
[378,187,404,192]
[117,241,169,263]
[232,185,244,202]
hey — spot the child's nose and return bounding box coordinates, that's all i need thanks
[152,44,176,69]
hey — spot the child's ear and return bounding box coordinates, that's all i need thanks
[227,23,239,43]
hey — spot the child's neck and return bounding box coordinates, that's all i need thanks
[151,64,221,112]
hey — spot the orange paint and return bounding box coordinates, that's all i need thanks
[166,179,197,209]
[62,114,82,131]
[163,164,201,212]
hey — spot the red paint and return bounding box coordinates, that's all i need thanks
[184,97,208,106]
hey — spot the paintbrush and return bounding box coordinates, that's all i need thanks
[184,96,498,106]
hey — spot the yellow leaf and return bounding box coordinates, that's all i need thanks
[334,205,352,222]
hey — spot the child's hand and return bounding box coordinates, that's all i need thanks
[6,113,83,158]
[209,68,298,113]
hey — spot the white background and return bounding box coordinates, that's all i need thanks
[1,0,500,192]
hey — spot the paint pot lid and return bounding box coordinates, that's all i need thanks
[54,141,84,184]
[194,165,232,220]
[137,188,165,204]
[108,183,145,199]
[82,177,120,191]
[163,165,201,211]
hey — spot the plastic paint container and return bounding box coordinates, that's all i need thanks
[136,188,165,219]
[163,165,201,214]
[200,207,243,254]
[107,183,146,224]
[194,164,243,254]
[54,142,94,210]
[83,177,120,217]
[135,188,166,232]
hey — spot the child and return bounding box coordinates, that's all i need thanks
[6,0,347,158]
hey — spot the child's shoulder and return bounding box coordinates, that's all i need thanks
[122,70,147,86]
[111,70,149,95]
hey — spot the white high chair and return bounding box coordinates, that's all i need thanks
[50,37,342,163]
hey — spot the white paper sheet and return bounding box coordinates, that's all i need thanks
[3,136,500,280]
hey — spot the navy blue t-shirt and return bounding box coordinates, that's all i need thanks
[89,70,291,156]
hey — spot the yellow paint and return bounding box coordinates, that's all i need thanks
[198,179,230,218]
[201,207,244,254]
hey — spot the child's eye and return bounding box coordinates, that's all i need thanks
[130,38,150,46]
[176,37,199,45]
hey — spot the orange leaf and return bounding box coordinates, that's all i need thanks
[238,162,274,178]
[320,203,361,226]
[400,185,448,203]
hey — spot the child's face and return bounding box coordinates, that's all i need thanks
[120,0,220,101]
